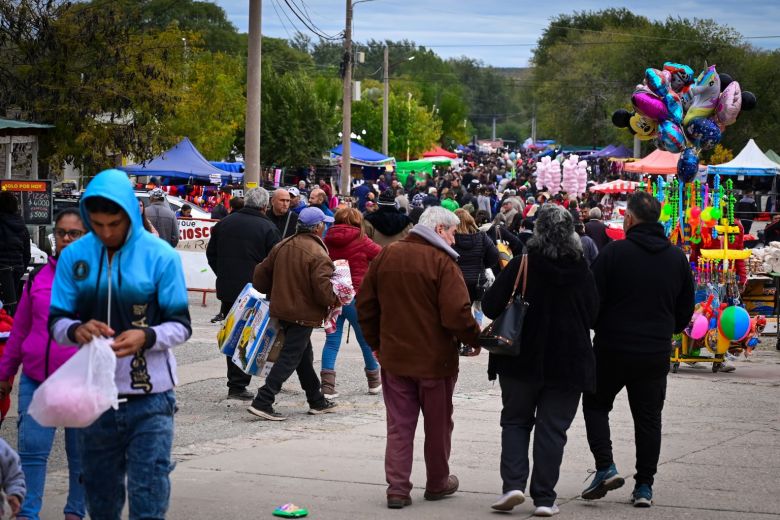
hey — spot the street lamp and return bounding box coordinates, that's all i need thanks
[383,50,415,156]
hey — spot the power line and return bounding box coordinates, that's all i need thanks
[281,0,341,41]
[270,0,295,40]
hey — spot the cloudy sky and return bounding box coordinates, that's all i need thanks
[213,0,780,66]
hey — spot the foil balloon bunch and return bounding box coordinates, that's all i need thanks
[612,62,757,183]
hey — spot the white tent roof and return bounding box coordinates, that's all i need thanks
[707,139,780,177]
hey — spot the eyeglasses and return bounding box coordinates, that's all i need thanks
[54,228,85,239]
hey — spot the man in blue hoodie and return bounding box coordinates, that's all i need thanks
[49,169,192,520]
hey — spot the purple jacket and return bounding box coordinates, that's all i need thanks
[0,258,79,383]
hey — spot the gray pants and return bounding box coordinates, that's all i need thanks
[499,375,581,507]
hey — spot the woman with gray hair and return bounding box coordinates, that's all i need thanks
[481,203,599,517]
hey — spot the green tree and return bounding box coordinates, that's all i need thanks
[162,51,246,160]
[0,0,188,176]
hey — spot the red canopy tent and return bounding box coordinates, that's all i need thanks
[589,179,640,194]
[623,149,679,175]
[422,146,457,159]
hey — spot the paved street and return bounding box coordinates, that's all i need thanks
[15,293,780,519]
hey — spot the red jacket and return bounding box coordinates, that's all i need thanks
[324,224,382,294]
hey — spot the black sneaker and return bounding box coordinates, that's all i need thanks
[247,404,286,421]
[210,312,225,323]
[227,389,254,401]
[308,398,338,415]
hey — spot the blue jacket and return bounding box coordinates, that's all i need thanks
[49,169,192,395]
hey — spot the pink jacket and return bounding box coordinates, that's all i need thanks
[0,258,79,383]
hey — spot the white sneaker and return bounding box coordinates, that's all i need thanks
[534,504,560,517]
[491,490,525,511]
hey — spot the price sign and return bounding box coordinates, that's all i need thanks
[0,180,53,225]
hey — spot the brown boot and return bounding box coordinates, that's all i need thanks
[320,369,339,398]
[365,368,382,395]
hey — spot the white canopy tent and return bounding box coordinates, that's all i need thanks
[707,139,780,177]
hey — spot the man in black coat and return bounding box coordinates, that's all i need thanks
[266,188,299,239]
[0,192,31,315]
[206,187,280,399]
[584,207,611,251]
[582,191,694,508]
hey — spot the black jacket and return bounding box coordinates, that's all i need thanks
[206,208,280,304]
[584,219,611,251]
[267,209,298,239]
[210,204,228,220]
[364,206,412,236]
[0,213,31,277]
[482,251,598,392]
[591,222,694,354]
[454,231,499,301]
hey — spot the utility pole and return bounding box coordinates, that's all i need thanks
[340,0,353,197]
[244,0,262,187]
[531,103,537,144]
[382,45,389,156]
[492,117,496,141]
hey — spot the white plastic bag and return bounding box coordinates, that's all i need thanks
[28,337,119,428]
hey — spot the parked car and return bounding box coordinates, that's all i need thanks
[135,191,211,219]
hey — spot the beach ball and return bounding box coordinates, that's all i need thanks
[689,313,709,340]
[718,306,751,341]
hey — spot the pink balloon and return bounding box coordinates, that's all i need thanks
[716,81,742,126]
[689,313,709,340]
[632,91,669,121]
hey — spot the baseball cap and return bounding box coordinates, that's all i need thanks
[287,186,300,197]
[149,187,165,199]
[299,206,334,226]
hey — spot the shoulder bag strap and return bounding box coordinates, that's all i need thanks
[504,254,527,309]
[520,254,528,298]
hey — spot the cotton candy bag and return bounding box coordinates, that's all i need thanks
[28,337,118,428]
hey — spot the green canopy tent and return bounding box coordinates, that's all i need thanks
[394,160,434,184]
[766,149,780,166]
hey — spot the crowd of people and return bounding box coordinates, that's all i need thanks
[0,150,703,518]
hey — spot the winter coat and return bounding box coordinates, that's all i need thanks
[0,258,79,383]
[206,208,281,304]
[584,219,612,251]
[482,251,598,392]
[0,212,31,280]
[253,233,340,327]
[324,224,382,293]
[144,201,179,247]
[453,231,499,301]
[580,235,598,266]
[358,227,480,379]
[364,207,413,247]
[591,222,694,355]
[49,168,192,396]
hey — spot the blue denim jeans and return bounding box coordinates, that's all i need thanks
[322,301,378,371]
[17,373,86,520]
[78,390,176,520]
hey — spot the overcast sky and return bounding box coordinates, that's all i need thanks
[213,0,780,67]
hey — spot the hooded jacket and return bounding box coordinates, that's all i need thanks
[324,224,381,294]
[482,251,599,392]
[0,212,31,277]
[364,206,412,247]
[49,169,192,395]
[591,222,694,354]
[0,258,79,383]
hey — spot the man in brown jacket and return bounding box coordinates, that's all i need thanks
[358,206,482,509]
[248,207,340,421]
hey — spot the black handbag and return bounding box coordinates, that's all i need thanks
[478,254,528,356]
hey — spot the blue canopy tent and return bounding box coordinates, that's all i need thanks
[583,144,633,160]
[330,141,395,167]
[121,137,244,184]
[210,161,244,173]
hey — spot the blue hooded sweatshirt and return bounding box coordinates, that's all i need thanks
[49,169,191,395]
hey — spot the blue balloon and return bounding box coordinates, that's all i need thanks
[685,117,722,150]
[656,120,686,153]
[677,147,699,183]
